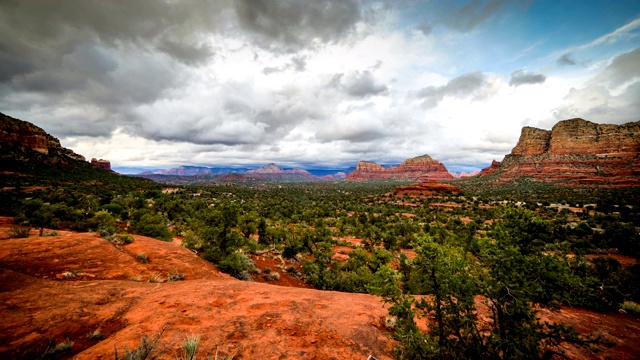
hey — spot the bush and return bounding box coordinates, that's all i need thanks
[131,214,172,241]
[97,225,117,241]
[621,301,640,316]
[87,329,105,340]
[265,272,280,281]
[217,252,255,281]
[136,253,149,263]
[178,334,200,360]
[8,226,30,238]
[118,233,135,245]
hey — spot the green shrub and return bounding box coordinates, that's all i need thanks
[621,301,640,315]
[178,334,200,360]
[114,327,165,360]
[131,214,172,241]
[217,252,255,281]
[118,233,135,245]
[98,225,117,241]
[265,272,280,281]
[136,253,149,263]
[8,226,30,238]
[87,329,104,340]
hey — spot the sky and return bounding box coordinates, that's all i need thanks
[1,0,639,174]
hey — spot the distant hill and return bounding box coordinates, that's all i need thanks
[136,163,348,183]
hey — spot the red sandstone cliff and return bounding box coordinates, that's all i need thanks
[346,155,454,181]
[0,112,85,162]
[479,118,640,186]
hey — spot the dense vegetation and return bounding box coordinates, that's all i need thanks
[3,175,639,358]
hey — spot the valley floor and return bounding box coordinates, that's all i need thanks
[0,219,638,359]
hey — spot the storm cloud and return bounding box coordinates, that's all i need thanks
[417,72,492,108]
[0,1,637,172]
[509,70,546,87]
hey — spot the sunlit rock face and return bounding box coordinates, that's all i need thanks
[479,118,640,187]
[346,155,454,181]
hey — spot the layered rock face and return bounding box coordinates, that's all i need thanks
[480,118,640,186]
[346,155,454,181]
[0,112,86,162]
[91,158,111,171]
[394,180,461,197]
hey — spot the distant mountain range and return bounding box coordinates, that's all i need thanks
[136,163,348,183]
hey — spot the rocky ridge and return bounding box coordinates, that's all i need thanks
[346,154,454,181]
[394,180,461,197]
[479,118,640,186]
[0,112,85,162]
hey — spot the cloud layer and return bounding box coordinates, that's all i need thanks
[1,1,638,172]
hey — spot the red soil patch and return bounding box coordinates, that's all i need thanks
[584,254,638,267]
[400,249,417,260]
[0,224,393,359]
[428,202,463,208]
[250,252,312,289]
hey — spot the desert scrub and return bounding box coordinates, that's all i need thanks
[265,272,280,281]
[8,226,30,238]
[136,253,149,263]
[178,334,200,360]
[168,269,185,281]
[621,301,640,315]
[87,329,104,340]
[114,327,166,360]
[118,233,135,245]
[147,272,165,283]
[62,270,77,279]
[217,252,255,281]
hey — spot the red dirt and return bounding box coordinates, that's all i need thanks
[0,218,638,359]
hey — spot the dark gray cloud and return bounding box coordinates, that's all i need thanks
[418,22,432,36]
[234,0,361,52]
[330,71,388,97]
[597,47,640,87]
[557,52,577,66]
[417,72,490,108]
[553,48,640,125]
[509,70,546,86]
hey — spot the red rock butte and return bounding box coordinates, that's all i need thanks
[346,154,454,181]
[479,118,640,186]
[91,158,111,171]
[394,180,461,197]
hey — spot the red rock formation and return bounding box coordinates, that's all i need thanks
[394,180,461,197]
[0,112,85,161]
[479,118,640,186]
[91,158,111,171]
[346,155,454,181]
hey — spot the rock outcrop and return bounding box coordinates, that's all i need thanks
[91,158,111,171]
[346,155,454,181]
[394,180,461,197]
[479,118,640,186]
[0,112,85,162]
